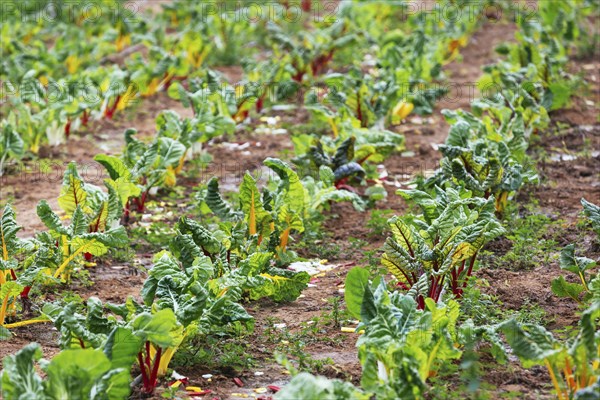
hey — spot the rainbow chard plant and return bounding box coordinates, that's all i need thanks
[292,130,401,203]
[551,244,597,305]
[303,137,366,192]
[167,75,236,133]
[199,158,306,259]
[425,123,538,214]
[37,162,130,266]
[154,108,234,166]
[172,215,310,303]
[382,187,505,309]
[0,123,24,176]
[99,69,135,120]
[140,248,255,380]
[37,199,128,282]
[43,298,182,396]
[1,343,134,399]
[1,205,53,336]
[95,129,186,216]
[551,199,600,304]
[267,20,357,83]
[423,97,542,214]
[491,298,600,400]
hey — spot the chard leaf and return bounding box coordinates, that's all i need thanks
[154,275,209,326]
[560,244,596,274]
[0,343,44,399]
[239,173,272,238]
[158,137,186,167]
[58,162,88,217]
[103,327,143,370]
[105,177,140,208]
[205,177,242,221]
[0,204,20,260]
[345,267,370,320]
[581,198,600,237]
[94,154,132,181]
[247,268,310,302]
[551,276,585,302]
[131,309,180,348]
[275,372,366,400]
[333,162,365,183]
[44,348,127,400]
[37,200,69,235]
[497,320,560,367]
[177,217,222,256]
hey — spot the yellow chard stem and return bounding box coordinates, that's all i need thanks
[249,192,257,236]
[3,317,49,329]
[578,271,589,292]
[328,118,338,138]
[175,151,188,175]
[545,359,566,400]
[61,235,69,257]
[54,243,92,279]
[0,293,10,326]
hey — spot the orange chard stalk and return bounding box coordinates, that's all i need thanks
[279,228,291,253]
[564,358,577,390]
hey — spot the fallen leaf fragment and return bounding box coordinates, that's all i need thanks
[233,377,244,387]
[267,385,281,393]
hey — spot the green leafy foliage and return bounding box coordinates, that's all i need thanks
[320,274,465,399]
[199,158,306,256]
[344,267,370,320]
[581,198,600,239]
[424,103,540,213]
[494,301,600,398]
[1,343,131,400]
[0,123,24,176]
[95,128,188,215]
[37,196,128,281]
[275,372,368,400]
[381,187,505,308]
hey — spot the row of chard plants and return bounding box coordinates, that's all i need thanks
[0,139,371,397]
[0,2,481,388]
[0,3,487,386]
[0,0,596,399]
[1,0,483,175]
[276,1,600,399]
